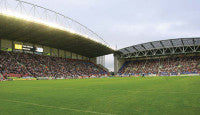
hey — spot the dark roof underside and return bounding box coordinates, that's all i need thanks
[118,38,200,54]
[0,14,114,58]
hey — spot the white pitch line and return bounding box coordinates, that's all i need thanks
[0,99,115,115]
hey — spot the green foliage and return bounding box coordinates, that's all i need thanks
[0,76,200,115]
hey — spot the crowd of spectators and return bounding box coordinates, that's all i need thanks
[0,51,107,78]
[119,56,200,76]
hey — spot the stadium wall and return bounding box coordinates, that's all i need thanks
[114,53,125,74]
[96,56,105,67]
[0,39,95,61]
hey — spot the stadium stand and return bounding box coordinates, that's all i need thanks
[115,38,200,76]
[0,51,108,78]
[0,0,114,80]
[118,56,200,76]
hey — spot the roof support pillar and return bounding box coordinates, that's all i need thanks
[145,51,149,56]
[58,49,59,57]
[42,46,44,55]
[50,48,52,56]
[33,44,35,54]
[182,47,185,53]
[162,49,165,54]
[12,40,14,52]
[0,38,1,51]
[64,51,66,58]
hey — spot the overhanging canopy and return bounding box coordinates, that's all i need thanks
[117,38,200,58]
[0,14,114,58]
[119,38,200,54]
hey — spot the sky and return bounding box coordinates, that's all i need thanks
[23,0,200,71]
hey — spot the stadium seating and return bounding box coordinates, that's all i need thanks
[119,56,200,76]
[0,51,107,78]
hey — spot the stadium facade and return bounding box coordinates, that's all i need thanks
[0,0,114,65]
[114,38,200,76]
[1,0,199,78]
[0,0,115,79]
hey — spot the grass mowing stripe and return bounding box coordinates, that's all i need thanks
[0,99,116,115]
[121,90,200,95]
[63,87,200,95]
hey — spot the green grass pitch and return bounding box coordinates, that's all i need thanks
[0,76,200,115]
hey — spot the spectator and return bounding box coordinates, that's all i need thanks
[0,51,108,78]
[119,56,200,76]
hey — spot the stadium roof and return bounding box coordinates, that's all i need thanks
[0,0,114,58]
[117,38,200,58]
